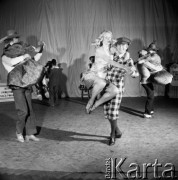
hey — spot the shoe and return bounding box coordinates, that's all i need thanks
[143,113,152,118]
[25,135,40,142]
[16,132,24,143]
[49,103,55,107]
[109,136,116,146]
[90,104,96,113]
[115,132,122,138]
[109,131,122,139]
[86,102,92,114]
[150,111,154,115]
[85,107,91,114]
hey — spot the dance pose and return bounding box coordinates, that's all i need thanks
[137,41,163,118]
[81,31,131,114]
[1,30,44,142]
[137,41,163,84]
[99,37,139,145]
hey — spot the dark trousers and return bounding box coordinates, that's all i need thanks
[12,87,37,135]
[142,83,154,114]
[49,85,59,106]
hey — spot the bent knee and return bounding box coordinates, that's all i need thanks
[107,84,119,95]
[94,79,106,88]
[113,86,119,95]
[99,80,106,87]
[17,109,28,117]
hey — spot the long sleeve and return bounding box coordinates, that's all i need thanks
[2,55,25,72]
[2,54,25,66]
[33,53,42,61]
[143,54,163,72]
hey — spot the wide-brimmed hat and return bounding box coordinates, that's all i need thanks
[115,37,131,46]
[0,30,20,43]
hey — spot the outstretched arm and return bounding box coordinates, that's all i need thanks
[95,53,130,71]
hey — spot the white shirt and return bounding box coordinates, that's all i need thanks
[2,53,42,73]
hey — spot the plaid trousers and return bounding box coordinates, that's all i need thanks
[104,67,125,120]
[103,55,138,120]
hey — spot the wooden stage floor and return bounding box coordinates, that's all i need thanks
[0,97,178,180]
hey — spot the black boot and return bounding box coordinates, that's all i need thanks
[109,136,115,146]
[108,120,116,146]
[115,131,122,138]
[115,120,122,138]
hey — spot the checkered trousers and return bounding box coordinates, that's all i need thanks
[103,55,136,120]
[104,67,125,120]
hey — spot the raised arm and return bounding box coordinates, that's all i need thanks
[33,41,45,61]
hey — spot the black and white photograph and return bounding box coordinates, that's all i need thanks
[0,0,178,179]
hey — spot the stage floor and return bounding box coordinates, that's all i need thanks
[0,97,178,180]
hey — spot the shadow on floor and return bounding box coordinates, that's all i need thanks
[120,106,144,118]
[36,126,108,145]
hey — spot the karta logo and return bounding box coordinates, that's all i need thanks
[105,157,176,179]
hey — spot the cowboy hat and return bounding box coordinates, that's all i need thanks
[0,30,20,43]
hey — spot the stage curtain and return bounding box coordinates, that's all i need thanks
[0,0,177,97]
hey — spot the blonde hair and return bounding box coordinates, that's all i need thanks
[91,30,113,47]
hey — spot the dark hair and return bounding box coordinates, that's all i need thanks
[51,59,57,66]
[45,61,52,67]
[4,38,13,45]
[89,56,95,63]
[99,41,103,47]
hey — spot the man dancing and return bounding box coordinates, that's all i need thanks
[81,31,130,114]
[1,30,44,142]
[98,37,139,146]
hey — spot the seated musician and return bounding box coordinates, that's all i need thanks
[0,30,44,142]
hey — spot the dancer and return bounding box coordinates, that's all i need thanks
[137,41,163,84]
[81,31,130,114]
[1,30,44,142]
[101,37,138,146]
[90,37,139,112]
[137,41,163,118]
